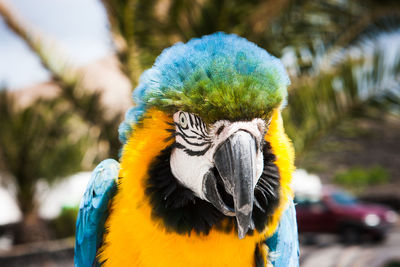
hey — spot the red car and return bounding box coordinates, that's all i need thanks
[295,186,398,243]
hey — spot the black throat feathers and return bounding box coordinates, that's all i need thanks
[145,141,281,235]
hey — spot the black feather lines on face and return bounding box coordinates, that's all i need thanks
[145,145,230,235]
[145,139,281,236]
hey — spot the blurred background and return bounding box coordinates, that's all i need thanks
[0,0,399,266]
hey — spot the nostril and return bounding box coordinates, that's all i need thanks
[215,125,225,135]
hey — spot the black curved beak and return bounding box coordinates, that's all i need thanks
[203,130,258,239]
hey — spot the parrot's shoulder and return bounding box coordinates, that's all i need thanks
[74,159,120,267]
[264,200,299,267]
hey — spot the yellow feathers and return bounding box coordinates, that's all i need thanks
[99,109,294,267]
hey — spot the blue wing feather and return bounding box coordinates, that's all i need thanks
[265,200,299,267]
[74,159,120,267]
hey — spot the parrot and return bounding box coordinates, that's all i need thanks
[75,32,299,267]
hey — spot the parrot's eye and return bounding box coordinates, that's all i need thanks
[179,112,188,128]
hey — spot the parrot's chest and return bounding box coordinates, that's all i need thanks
[101,223,262,267]
[100,195,266,267]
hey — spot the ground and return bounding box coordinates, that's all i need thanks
[300,226,400,267]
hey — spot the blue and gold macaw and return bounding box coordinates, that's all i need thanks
[75,32,299,267]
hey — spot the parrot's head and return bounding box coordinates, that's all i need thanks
[119,32,293,239]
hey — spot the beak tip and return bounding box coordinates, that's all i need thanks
[238,230,245,239]
[237,224,251,239]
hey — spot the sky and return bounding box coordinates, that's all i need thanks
[0,0,113,89]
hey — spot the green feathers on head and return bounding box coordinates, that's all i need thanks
[119,33,289,143]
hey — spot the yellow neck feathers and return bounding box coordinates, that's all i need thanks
[99,109,294,267]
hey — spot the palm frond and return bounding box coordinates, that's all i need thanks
[0,0,123,159]
[0,90,88,214]
[283,32,400,154]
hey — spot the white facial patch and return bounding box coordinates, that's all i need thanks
[170,148,213,200]
[170,111,266,200]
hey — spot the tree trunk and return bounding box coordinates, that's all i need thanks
[14,212,51,244]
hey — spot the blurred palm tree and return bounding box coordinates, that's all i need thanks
[0,0,123,160]
[0,0,399,172]
[0,90,88,243]
[284,41,400,153]
[101,0,400,69]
